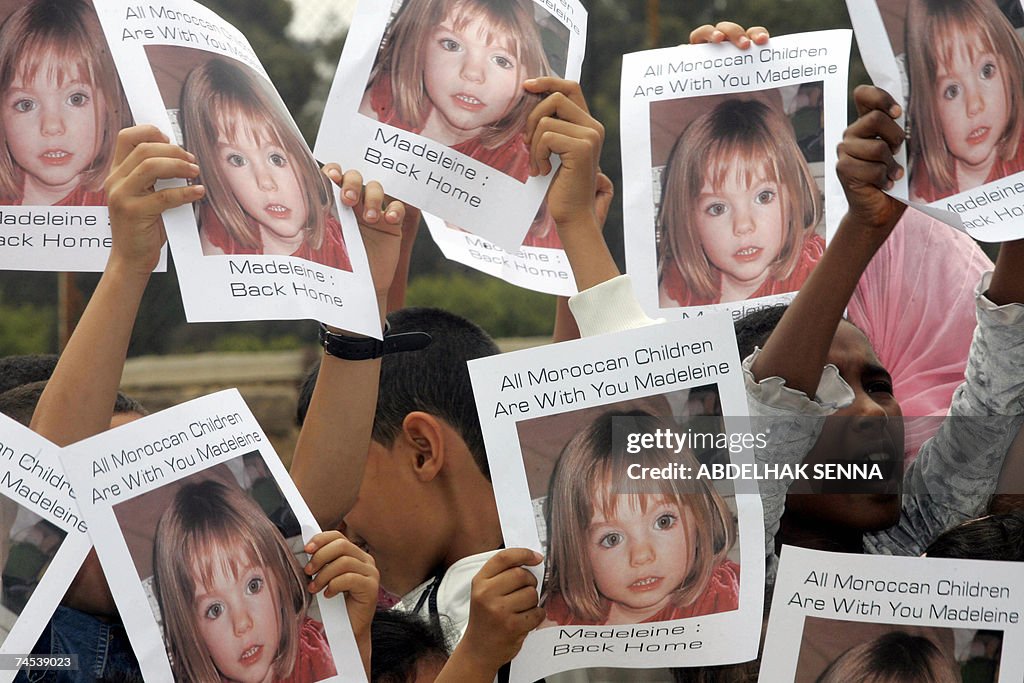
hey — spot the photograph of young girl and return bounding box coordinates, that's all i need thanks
[0,0,130,207]
[144,44,353,272]
[793,617,1001,683]
[359,0,570,183]
[112,454,338,683]
[515,391,740,627]
[875,0,1024,202]
[653,87,825,309]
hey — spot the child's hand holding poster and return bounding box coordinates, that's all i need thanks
[0,414,90,683]
[0,0,160,272]
[315,0,587,254]
[469,314,764,681]
[621,31,851,319]
[58,390,366,682]
[761,546,1022,682]
[848,1,1024,240]
[422,210,576,296]
[90,0,381,336]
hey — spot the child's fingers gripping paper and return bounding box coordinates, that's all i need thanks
[474,548,545,605]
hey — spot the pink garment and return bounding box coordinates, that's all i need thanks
[278,617,337,683]
[847,208,993,463]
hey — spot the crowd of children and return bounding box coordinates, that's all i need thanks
[0,6,1023,683]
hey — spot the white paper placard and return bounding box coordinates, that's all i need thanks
[469,314,764,681]
[91,0,380,336]
[0,414,90,683]
[761,545,1023,682]
[59,390,366,683]
[314,0,587,253]
[848,1,1024,241]
[621,31,850,320]
[422,211,575,296]
[0,0,169,273]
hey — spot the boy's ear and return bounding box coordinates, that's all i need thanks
[401,411,445,482]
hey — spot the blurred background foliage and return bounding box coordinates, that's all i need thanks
[0,0,865,356]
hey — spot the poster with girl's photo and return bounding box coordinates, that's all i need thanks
[760,546,1024,681]
[848,0,1024,241]
[0,414,90,683]
[422,209,576,296]
[620,31,850,320]
[58,390,365,682]
[90,0,381,336]
[469,314,764,682]
[0,0,157,272]
[315,0,587,253]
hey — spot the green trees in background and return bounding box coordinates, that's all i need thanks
[0,297,52,355]
[406,272,555,338]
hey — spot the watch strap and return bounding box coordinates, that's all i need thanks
[319,323,432,360]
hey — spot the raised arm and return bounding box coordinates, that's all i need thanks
[747,87,906,578]
[28,126,202,615]
[31,126,202,443]
[386,206,421,313]
[988,239,1024,306]
[550,170,613,343]
[523,78,665,340]
[546,21,769,343]
[289,169,405,528]
[523,78,616,291]
[749,86,907,391]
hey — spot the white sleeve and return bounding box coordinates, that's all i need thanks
[744,350,854,583]
[567,275,659,337]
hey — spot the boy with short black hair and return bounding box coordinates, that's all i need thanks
[297,306,499,478]
[0,354,58,394]
[289,77,615,654]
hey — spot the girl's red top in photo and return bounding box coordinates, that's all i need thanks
[2,181,107,207]
[911,137,1024,203]
[368,74,530,183]
[200,206,353,272]
[661,233,825,308]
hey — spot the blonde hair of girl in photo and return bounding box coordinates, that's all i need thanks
[153,478,337,683]
[359,0,553,182]
[183,58,351,270]
[0,0,128,206]
[542,411,739,626]
[817,631,962,683]
[657,98,824,307]
[906,0,1024,202]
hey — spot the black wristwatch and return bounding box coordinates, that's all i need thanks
[318,322,432,360]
